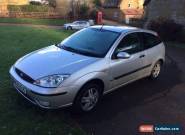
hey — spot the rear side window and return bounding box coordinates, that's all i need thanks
[142,33,162,49]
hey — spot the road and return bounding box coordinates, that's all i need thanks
[72,46,185,135]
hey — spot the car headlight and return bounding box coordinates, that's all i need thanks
[34,75,70,88]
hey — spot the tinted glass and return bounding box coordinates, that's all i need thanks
[60,28,120,57]
[142,33,162,49]
[115,33,141,55]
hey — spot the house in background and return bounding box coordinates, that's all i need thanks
[101,0,144,23]
[0,0,28,5]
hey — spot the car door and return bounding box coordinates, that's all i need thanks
[78,22,84,29]
[109,32,146,89]
[73,22,80,29]
[139,32,163,75]
[80,22,88,29]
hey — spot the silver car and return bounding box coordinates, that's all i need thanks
[64,21,90,30]
[10,26,165,112]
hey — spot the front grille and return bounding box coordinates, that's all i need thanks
[15,68,35,83]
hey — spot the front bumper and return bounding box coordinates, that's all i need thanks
[9,67,78,109]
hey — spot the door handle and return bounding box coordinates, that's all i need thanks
[139,54,145,58]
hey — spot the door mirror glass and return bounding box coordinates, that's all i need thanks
[116,52,131,59]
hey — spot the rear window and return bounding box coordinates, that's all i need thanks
[142,33,162,49]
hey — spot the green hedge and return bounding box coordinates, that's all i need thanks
[8,5,50,12]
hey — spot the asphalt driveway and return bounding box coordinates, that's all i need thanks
[72,46,185,135]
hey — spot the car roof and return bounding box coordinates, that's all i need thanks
[91,25,157,35]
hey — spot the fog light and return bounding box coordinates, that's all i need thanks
[38,100,50,107]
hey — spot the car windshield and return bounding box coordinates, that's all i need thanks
[59,28,120,58]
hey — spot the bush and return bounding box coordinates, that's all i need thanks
[129,18,145,27]
[89,8,98,21]
[93,0,102,7]
[48,0,56,8]
[147,18,184,41]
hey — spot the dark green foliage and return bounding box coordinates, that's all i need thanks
[147,18,184,42]
[93,0,102,7]
[79,3,90,19]
[48,0,56,8]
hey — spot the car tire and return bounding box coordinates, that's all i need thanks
[73,82,102,113]
[67,26,72,30]
[150,61,162,80]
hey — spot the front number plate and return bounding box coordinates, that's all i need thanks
[13,80,27,94]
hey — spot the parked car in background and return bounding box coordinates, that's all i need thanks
[64,21,90,30]
[10,26,165,113]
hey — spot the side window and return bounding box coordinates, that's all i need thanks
[142,33,162,49]
[115,33,142,55]
[74,22,80,25]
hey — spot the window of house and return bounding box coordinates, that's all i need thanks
[128,3,131,8]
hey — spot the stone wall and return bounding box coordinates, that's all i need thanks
[145,0,185,26]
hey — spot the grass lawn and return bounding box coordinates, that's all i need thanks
[0,26,85,135]
[0,18,68,26]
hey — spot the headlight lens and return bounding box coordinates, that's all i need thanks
[34,75,70,88]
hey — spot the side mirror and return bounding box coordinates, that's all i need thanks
[116,52,131,59]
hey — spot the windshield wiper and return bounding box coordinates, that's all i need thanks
[77,49,102,57]
[60,45,101,58]
[55,43,61,48]
[60,45,79,53]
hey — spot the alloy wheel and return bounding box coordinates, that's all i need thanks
[152,62,161,78]
[80,88,99,111]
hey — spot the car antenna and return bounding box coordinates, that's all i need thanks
[100,23,104,31]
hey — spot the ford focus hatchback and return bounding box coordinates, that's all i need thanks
[10,26,165,112]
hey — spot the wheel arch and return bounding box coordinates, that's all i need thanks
[158,58,165,65]
[73,78,105,104]
[78,78,104,94]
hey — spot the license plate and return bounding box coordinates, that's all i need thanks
[13,80,27,94]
